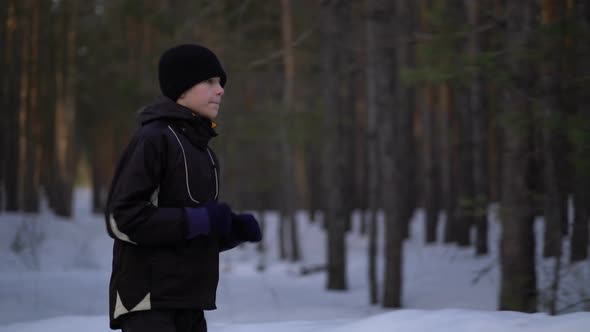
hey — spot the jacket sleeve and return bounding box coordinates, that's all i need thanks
[219,234,243,252]
[106,132,188,247]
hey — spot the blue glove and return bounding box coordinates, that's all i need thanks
[185,202,232,239]
[231,213,262,242]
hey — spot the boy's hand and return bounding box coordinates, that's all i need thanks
[185,202,232,239]
[204,202,232,237]
[231,213,262,242]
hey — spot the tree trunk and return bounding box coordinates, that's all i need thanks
[421,85,440,243]
[17,0,32,211]
[279,0,301,262]
[321,0,350,291]
[256,211,267,271]
[352,21,369,234]
[499,0,538,313]
[488,85,502,203]
[39,0,57,214]
[418,1,440,244]
[398,0,417,241]
[366,0,382,303]
[90,121,114,214]
[382,0,415,307]
[448,2,474,248]
[0,0,6,210]
[569,0,590,263]
[540,0,565,259]
[293,148,309,211]
[356,108,369,235]
[455,85,474,247]
[340,2,358,234]
[53,0,79,217]
[571,185,589,263]
[3,0,20,211]
[22,0,43,212]
[307,142,323,223]
[279,212,288,260]
[465,0,489,255]
[368,0,404,308]
[439,83,457,244]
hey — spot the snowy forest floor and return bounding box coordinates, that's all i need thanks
[0,189,589,331]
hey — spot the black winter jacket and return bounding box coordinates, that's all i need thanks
[105,96,233,330]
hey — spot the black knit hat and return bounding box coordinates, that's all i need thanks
[158,44,227,102]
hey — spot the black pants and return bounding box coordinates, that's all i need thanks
[121,309,207,332]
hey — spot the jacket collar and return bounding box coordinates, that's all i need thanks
[138,96,218,148]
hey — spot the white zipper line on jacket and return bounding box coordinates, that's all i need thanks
[168,125,218,203]
[205,147,219,200]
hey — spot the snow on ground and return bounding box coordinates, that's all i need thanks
[0,188,589,331]
[1,309,589,332]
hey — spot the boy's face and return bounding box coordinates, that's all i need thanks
[177,77,224,119]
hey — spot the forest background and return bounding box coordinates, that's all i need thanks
[1,0,590,315]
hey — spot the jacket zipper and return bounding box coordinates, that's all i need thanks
[168,125,219,204]
[205,147,219,200]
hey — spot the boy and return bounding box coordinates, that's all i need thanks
[105,44,262,332]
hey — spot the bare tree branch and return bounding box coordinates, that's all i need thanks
[471,259,497,284]
[247,28,314,68]
[556,298,590,314]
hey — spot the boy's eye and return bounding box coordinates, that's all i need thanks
[207,78,216,84]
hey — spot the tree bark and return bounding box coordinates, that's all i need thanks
[418,1,441,244]
[18,1,40,212]
[22,0,43,212]
[0,0,6,210]
[571,185,589,262]
[321,0,350,291]
[90,121,114,214]
[38,0,57,214]
[488,86,503,203]
[449,2,475,248]
[352,19,369,234]
[366,0,381,304]
[3,0,21,211]
[421,85,440,243]
[279,212,288,260]
[540,0,565,259]
[499,0,538,313]
[569,0,590,263]
[279,0,301,262]
[368,0,404,308]
[439,83,457,244]
[398,0,417,240]
[53,0,79,217]
[455,84,474,247]
[465,0,489,255]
